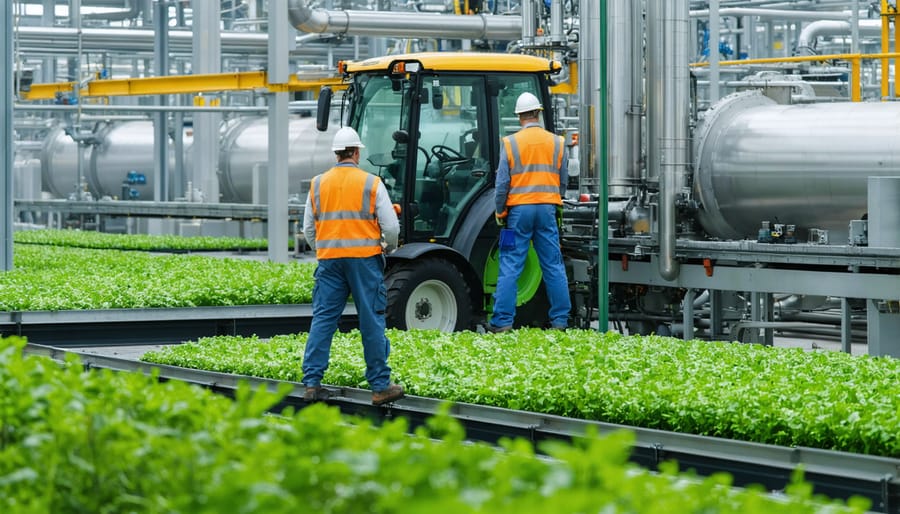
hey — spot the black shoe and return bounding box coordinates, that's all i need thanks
[486,324,513,334]
[304,386,332,402]
[372,384,405,405]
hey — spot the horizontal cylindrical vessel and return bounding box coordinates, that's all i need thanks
[694,91,900,243]
[38,117,337,203]
[220,116,337,203]
[42,121,181,200]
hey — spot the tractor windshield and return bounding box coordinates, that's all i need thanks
[348,68,546,243]
[346,74,413,203]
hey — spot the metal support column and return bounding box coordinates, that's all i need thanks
[267,0,290,263]
[841,298,852,354]
[709,290,723,340]
[191,0,221,203]
[750,291,761,344]
[867,299,900,357]
[708,0,720,103]
[154,0,169,201]
[2,1,13,270]
[683,288,695,340]
[764,292,774,346]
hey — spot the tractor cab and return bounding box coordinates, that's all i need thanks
[321,53,559,244]
[317,53,561,331]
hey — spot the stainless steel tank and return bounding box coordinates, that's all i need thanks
[42,121,185,200]
[219,116,337,203]
[39,116,335,203]
[693,91,900,243]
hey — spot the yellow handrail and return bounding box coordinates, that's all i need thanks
[692,51,900,102]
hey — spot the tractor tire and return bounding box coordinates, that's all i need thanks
[385,257,472,332]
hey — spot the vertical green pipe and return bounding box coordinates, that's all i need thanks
[598,0,609,332]
[2,1,13,270]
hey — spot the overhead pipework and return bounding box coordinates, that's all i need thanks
[287,0,522,40]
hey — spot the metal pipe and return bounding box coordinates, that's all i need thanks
[709,0,721,104]
[649,0,687,281]
[13,26,349,56]
[550,0,564,46]
[154,0,168,201]
[629,0,642,186]
[797,19,886,55]
[608,0,629,194]
[287,0,522,40]
[521,0,536,47]
[579,0,600,185]
[2,0,12,270]
[83,0,141,20]
[883,0,890,99]
[690,8,851,21]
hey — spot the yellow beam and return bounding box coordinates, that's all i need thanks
[22,71,345,101]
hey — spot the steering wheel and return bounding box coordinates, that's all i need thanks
[431,145,471,178]
[431,144,466,163]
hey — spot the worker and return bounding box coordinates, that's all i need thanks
[301,126,405,406]
[488,92,571,332]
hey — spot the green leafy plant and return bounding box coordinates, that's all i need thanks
[0,336,870,513]
[0,245,315,310]
[143,329,900,457]
[14,228,276,251]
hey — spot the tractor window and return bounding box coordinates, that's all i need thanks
[351,75,413,203]
[493,74,545,138]
[412,75,491,240]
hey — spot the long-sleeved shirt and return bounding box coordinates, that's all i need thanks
[303,162,400,253]
[494,122,569,214]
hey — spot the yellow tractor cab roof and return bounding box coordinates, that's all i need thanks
[342,52,562,75]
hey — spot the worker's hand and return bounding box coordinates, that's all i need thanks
[495,209,508,227]
[392,203,402,217]
[555,205,564,229]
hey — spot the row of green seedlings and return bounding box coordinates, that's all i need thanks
[142,328,900,458]
[0,244,314,311]
[0,336,869,514]
[14,228,272,251]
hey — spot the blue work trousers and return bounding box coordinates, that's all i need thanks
[491,203,571,328]
[302,255,392,391]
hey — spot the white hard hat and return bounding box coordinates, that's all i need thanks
[331,126,366,151]
[514,92,543,114]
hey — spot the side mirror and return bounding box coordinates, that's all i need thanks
[316,86,333,132]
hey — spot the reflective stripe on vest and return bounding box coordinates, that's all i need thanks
[311,166,382,259]
[503,126,564,206]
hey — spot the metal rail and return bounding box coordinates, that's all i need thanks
[22,343,900,513]
[14,199,304,221]
[1,305,357,346]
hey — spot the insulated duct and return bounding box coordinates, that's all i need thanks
[648,0,688,281]
[608,0,642,194]
[287,0,522,40]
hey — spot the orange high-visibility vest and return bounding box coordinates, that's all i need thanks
[502,126,564,207]
[310,166,382,259]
